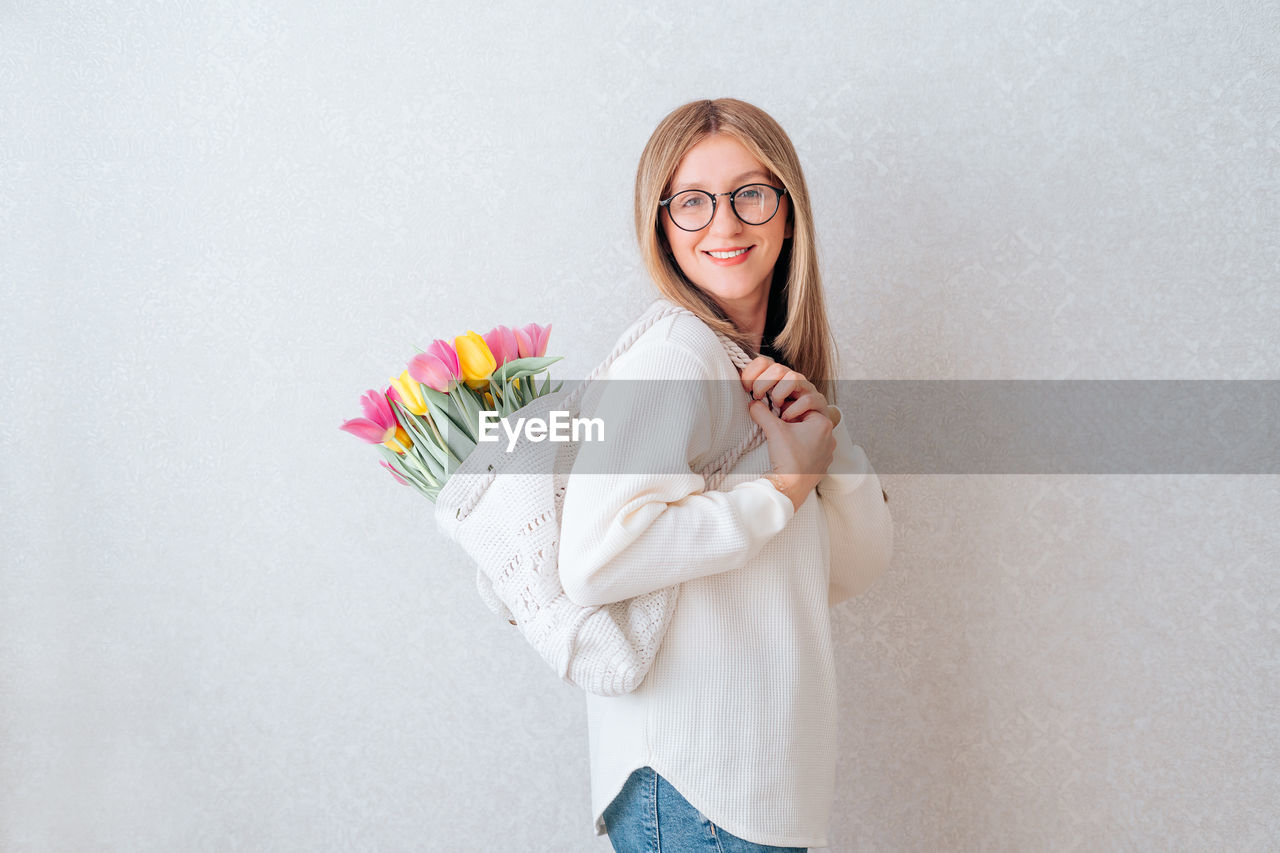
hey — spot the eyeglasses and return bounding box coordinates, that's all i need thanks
[658,183,788,232]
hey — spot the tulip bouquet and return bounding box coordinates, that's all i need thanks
[340,322,562,501]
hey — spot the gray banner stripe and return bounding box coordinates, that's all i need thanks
[833,380,1280,474]
[491,380,1280,475]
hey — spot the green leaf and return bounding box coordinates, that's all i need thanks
[391,404,449,482]
[423,398,469,466]
[490,356,563,384]
[381,413,443,486]
[376,444,434,494]
[442,391,484,476]
[391,400,431,447]
[490,365,560,391]
[502,373,515,418]
[423,386,470,435]
[415,392,477,474]
[449,426,477,462]
[448,388,480,444]
[442,419,477,470]
[403,430,446,483]
[416,400,458,477]
[413,405,451,465]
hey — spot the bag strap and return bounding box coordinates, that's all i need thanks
[454,303,766,519]
[693,320,767,491]
[565,301,766,488]
[561,303,685,410]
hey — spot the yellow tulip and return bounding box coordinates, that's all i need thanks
[383,425,412,454]
[455,330,497,391]
[389,370,428,416]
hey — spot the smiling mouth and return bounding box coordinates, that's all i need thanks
[704,247,752,259]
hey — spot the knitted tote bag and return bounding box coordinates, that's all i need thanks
[433,303,768,696]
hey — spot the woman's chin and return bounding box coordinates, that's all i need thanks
[694,279,768,304]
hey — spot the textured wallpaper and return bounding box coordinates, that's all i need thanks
[2,1,1278,850]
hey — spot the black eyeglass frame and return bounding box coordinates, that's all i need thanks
[658,183,789,232]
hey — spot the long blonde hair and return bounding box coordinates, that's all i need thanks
[633,98,839,402]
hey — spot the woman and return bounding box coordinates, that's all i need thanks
[558,98,893,852]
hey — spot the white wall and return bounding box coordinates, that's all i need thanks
[3,1,1277,850]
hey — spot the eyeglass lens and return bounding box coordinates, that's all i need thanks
[667,184,778,231]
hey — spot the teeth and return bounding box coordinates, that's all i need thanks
[707,248,748,259]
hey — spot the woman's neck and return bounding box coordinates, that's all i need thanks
[716,292,769,354]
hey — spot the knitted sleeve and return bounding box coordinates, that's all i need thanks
[558,336,796,607]
[817,405,895,606]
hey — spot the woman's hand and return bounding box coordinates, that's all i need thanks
[740,357,837,511]
[738,356,839,427]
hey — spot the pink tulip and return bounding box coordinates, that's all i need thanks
[515,322,552,358]
[380,461,409,485]
[482,325,521,367]
[408,338,460,393]
[429,338,460,373]
[432,338,463,366]
[339,388,398,444]
[409,356,451,393]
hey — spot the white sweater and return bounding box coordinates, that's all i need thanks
[558,297,894,848]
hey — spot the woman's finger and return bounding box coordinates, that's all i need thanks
[773,376,825,413]
[739,356,776,393]
[749,363,793,401]
[767,373,810,406]
[779,391,826,422]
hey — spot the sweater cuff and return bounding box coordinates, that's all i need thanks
[737,477,796,531]
[817,406,875,496]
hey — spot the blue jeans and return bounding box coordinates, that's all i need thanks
[602,766,808,853]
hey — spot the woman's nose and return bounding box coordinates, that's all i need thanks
[708,198,742,235]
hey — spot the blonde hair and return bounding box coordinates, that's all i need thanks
[633,97,839,402]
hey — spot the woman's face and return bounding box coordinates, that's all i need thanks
[660,133,792,310]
